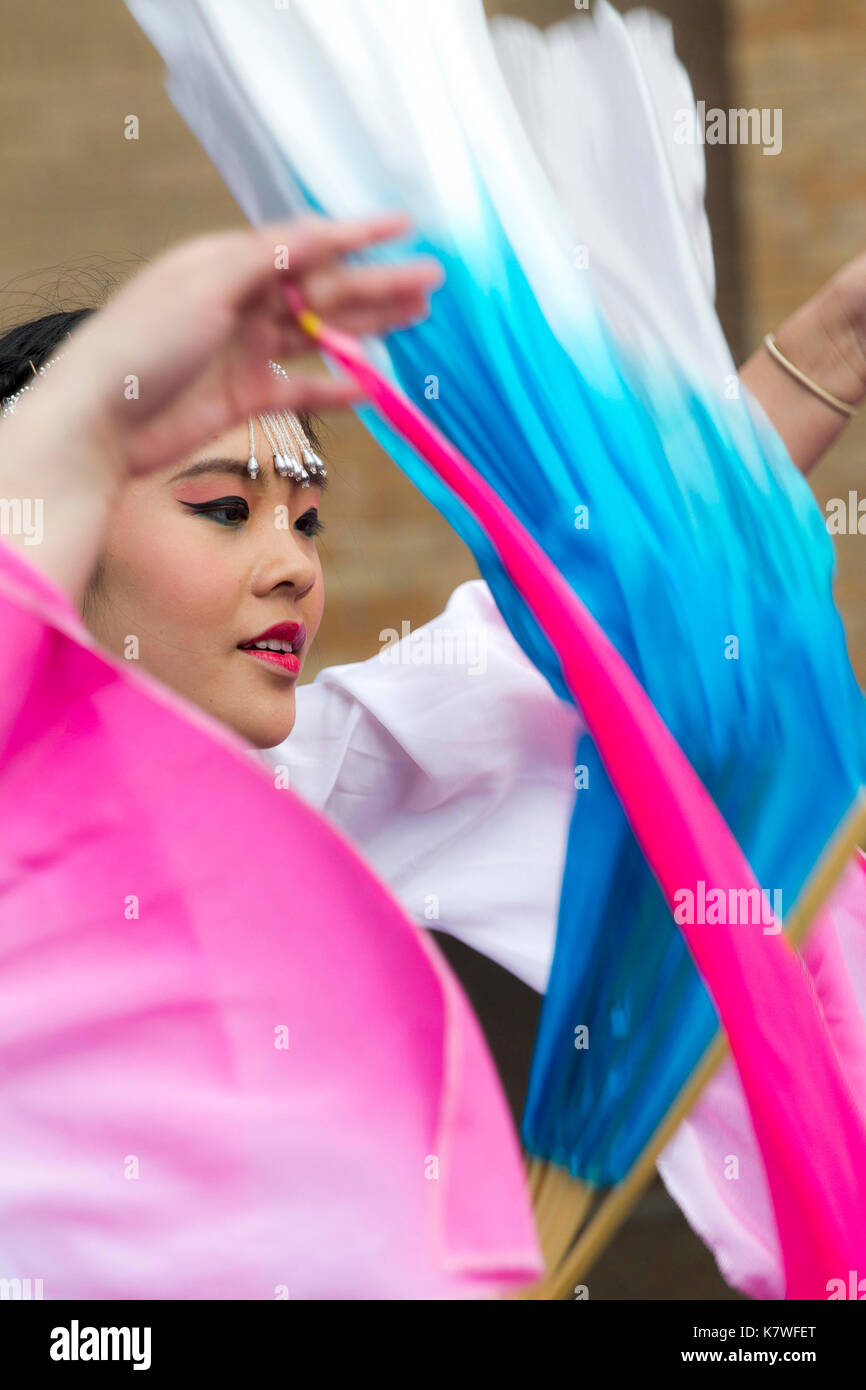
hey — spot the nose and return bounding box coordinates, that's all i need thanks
[250,526,317,601]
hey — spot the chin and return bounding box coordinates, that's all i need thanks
[240,699,297,751]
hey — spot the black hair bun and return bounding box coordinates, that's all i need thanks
[0,308,94,402]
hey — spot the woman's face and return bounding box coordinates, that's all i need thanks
[82,416,325,749]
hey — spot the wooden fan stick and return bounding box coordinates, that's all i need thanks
[533,1036,727,1299]
[513,1163,596,1298]
[780,791,866,951]
[527,790,866,1301]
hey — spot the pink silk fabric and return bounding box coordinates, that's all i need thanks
[0,537,541,1299]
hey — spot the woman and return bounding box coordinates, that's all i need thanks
[3,201,866,1300]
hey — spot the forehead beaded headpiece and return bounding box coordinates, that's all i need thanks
[246,360,326,485]
[1,353,326,487]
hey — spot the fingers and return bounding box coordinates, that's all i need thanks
[179,211,422,309]
[249,259,440,365]
[264,210,417,276]
[299,258,443,325]
[267,374,366,414]
[224,354,367,422]
[306,287,433,338]
[120,214,442,360]
[268,285,435,346]
[204,364,368,440]
[257,254,442,343]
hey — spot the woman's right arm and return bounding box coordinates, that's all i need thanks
[0,214,442,607]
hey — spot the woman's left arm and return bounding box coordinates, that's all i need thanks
[739,254,866,474]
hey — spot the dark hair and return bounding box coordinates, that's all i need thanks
[0,308,95,402]
[0,307,325,453]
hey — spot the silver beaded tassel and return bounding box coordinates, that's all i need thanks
[246,416,260,479]
[245,360,327,485]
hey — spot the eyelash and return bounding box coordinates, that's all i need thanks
[296,509,325,538]
[181,498,325,537]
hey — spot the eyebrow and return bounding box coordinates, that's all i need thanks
[169,457,328,489]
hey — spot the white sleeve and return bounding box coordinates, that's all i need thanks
[263,579,582,994]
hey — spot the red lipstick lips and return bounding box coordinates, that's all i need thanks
[237,620,306,675]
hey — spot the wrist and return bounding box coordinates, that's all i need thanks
[773,277,866,415]
[17,360,129,498]
[0,372,125,608]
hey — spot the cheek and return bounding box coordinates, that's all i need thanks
[103,505,237,636]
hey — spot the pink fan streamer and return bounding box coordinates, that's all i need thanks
[0,536,540,1299]
[292,293,866,1299]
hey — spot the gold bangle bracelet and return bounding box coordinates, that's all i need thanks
[763,332,859,419]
